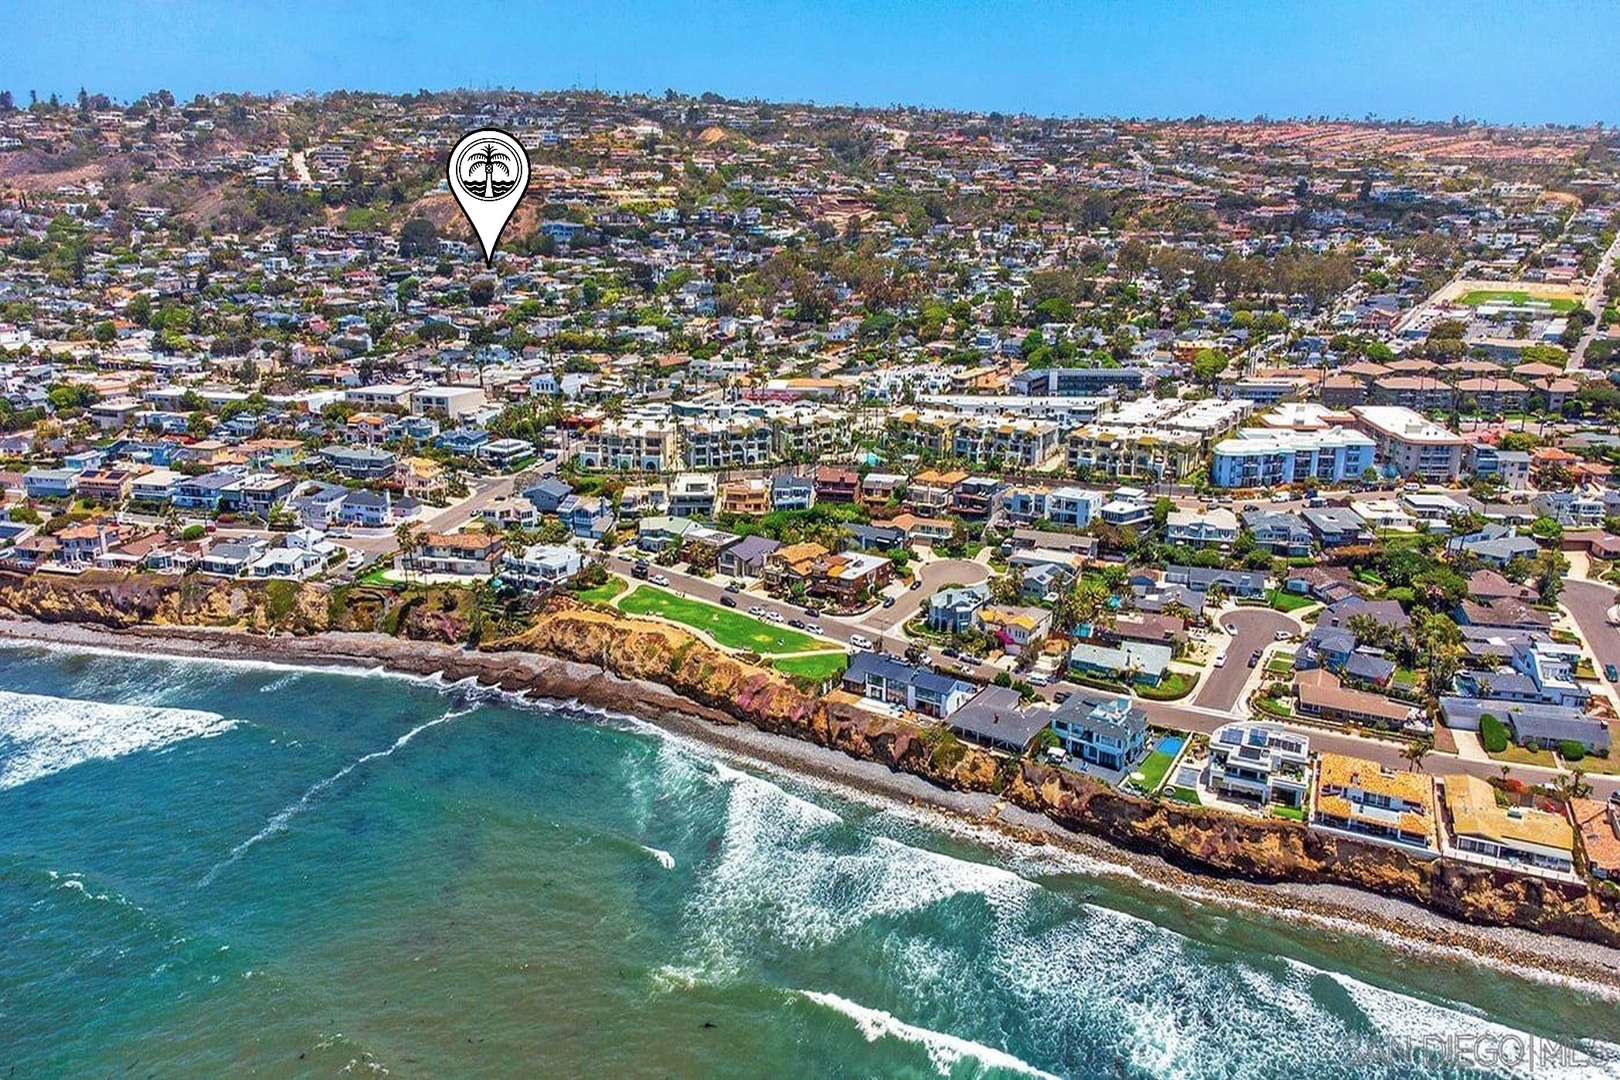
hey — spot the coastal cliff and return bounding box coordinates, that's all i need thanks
[2,568,1616,949]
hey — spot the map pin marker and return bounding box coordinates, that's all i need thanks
[447,128,530,266]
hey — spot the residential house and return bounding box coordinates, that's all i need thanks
[502,543,583,587]
[338,489,395,528]
[947,685,1051,753]
[412,532,504,577]
[524,477,575,514]
[1439,774,1575,875]
[1068,640,1174,686]
[23,468,79,500]
[716,535,782,579]
[173,471,241,511]
[973,604,1052,657]
[322,446,396,480]
[200,538,268,578]
[668,473,718,518]
[841,652,976,719]
[1166,508,1239,548]
[769,473,816,512]
[1309,751,1436,851]
[1294,668,1419,730]
[1243,511,1314,556]
[1049,694,1148,770]
[1207,721,1310,808]
[558,494,616,540]
[1302,507,1371,547]
[927,583,991,634]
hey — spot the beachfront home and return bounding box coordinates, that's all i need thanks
[1309,752,1435,851]
[1438,774,1575,875]
[502,543,583,588]
[1207,721,1309,808]
[841,652,976,719]
[411,532,504,577]
[1049,693,1147,771]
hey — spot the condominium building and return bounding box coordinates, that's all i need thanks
[1210,427,1377,488]
[575,418,679,471]
[1350,406,1467,482]
[683,417,774,469]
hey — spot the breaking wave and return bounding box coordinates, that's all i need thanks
[0,688,234,791]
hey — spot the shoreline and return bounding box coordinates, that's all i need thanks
[4,616,1620,994]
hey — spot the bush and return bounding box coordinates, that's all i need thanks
[1480,713,1510,753]
[180,524,207,541]
[1558,739,1587,762]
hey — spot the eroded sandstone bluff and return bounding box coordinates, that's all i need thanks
[4,569,1618,947]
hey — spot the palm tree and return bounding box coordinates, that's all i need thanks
[466,143,512,199]
[395,522,421,583]
[1401,734,1433,772]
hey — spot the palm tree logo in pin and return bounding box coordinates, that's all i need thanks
[456,139,519,200]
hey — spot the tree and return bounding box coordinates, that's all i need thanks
[398,217,439,258]
[395,522,422,582]
[1401,734,1433,772]
[468,278,497,307]
[1191,348,1229,386]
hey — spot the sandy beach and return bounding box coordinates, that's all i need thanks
[5,615,1620,993]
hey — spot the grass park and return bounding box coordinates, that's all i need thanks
[617,586,841,656]
[1457,289,1580,313]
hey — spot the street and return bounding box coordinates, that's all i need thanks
[1194,607,1300,712]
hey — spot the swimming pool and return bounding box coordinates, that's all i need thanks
[1156,735,1185,757]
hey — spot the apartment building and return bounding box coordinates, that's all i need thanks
[1210,427,1377,488]
[575,418,679,471]
[1350,406,1466,482]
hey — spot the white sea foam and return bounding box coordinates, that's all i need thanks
[198,707,467,887]
[640,845,676,870]
[0,688,234,790]
[797,989,1063,1080]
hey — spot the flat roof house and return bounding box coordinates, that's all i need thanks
[1049,693,1148,771]
[841,652,976,719]
[1439,773,1575,876]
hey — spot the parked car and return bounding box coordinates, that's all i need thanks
[720,595,737,608]
[787,618,806,629]
[1214,652,1228,668]
[806,624,823,635]
[749,605,767,617]
[724,581,741,593]
[942,646,960,659]
[651,573,670,586]
[1270,491,1291,503]
[765,611,784,623]
[882,596,896,608]
[631,560,650,580]
[849,634,873,650]
[1274,629,1291,641]
[1027,673,1051,687]
[1248,650,1262,668]
[1607,663,1619,682]
[909,580,922,590]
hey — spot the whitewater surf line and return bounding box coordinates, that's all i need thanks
[197,706,471,887]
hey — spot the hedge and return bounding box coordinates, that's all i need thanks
[1480,713,1510,754]
[1558,739,1587,762]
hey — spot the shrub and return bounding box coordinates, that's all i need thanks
[180,524,207,541]
[1479,713,1510,753]
[1558,739,1587,762]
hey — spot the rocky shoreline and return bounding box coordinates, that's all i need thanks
[5,615,1620,994]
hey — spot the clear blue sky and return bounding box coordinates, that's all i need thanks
[8,0,1619,125]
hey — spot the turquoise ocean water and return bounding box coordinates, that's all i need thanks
[1,642,1618,1078]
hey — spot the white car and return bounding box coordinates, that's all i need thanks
[1270,491,1290,503]
[849,634,873,650]
[1274,629,1292,641]
[651,573,670,586]
[806,624,823,635]
[344,550,363,570]
[1213,651,1228,668]
[765,610,784,623]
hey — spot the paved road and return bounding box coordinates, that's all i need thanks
[856,557,988,633]
[1570,230,1620,371]
[1195,607,1299,712]
[1563,579,1620,676]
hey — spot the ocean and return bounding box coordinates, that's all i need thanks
[1,642,1618,1079]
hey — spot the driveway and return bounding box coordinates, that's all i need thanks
[1195,606,1300,713]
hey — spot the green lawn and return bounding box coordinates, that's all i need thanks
[1266,588,1315,612]
[573,578,626,604]
[1458,289,1579,313]
[1270,805,1306,822]
[1265,655,1295,675]
[1135,670,1199,701]
[772,652,850,681]
[1167,786,1201,805]
[618,586,839,655]
[1132,742,1181,793]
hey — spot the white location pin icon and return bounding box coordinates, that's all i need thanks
[448,128,530,265]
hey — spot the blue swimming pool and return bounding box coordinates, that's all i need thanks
[1156,735,1185,757]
